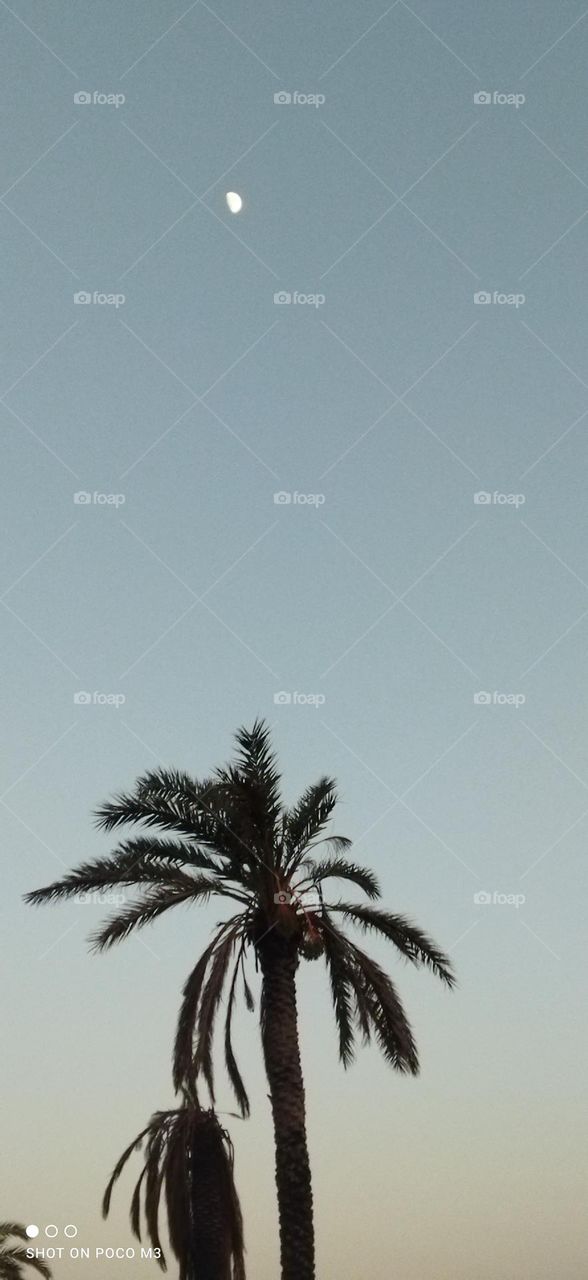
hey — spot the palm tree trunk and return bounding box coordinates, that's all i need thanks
[259,933,315,1280]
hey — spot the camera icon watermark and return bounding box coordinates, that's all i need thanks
[474,890,525,908]
[474,291,525,307]
[274,887,322,908]
[74,291,125,308]
[473,491,525,507]
[73,491,126,507]
[273,290,325,308]
[74,90,125,108]
[474,90,525,108]
[273,90,325,108]
[474,691,526,708]
[273,491,325,506]
[273,691,326,708]
[74,691,126,707]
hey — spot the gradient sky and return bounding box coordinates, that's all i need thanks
[2,2,588,1277]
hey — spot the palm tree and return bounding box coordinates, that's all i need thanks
[0,1225,51,1280]
[103,1086,245,1280]
[27,720,455,1280]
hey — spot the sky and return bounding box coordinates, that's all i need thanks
[1,2,588,1277]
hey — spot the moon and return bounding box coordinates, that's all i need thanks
[225,191,243,214]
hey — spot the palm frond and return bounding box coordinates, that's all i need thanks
[298,855,381,900]
[95,773,202,839]
[102,1121,156,1217]
[224,944,251,1117]
[0,1229,27,1245]
[346,937,419,1074]
[334,904,455,986]
[130,1163,149,1239]
[25,846,221,907]
[0,1256,22,1280]
[3,1250,52,1280]
[241,954,255,1012]
[232,718,282,821]
[104,1103,246,1280]
[320,922,356,1065]
[144,1121,168,1262]
[305,834,353,853]
[90,881,217,952]
[172,921,243,1094]
[195,932,239,1101]
[125,768,257,876]
[284,777,339,868]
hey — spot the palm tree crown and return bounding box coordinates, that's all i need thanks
[27,719,454,1109]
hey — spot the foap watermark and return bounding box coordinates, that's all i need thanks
[473,91,525,108]
[474,691,525,708]
[74,491,126,507]
[273,691,326,708]
[273,291,325,308]
[77,890,128,906]
[274,888,322,908]
[74,291,125,308]
[273,490,325,507]
[74,90,125,108]
[474,890,525,908]
[474,291,525,307]
[74,691,126,707]
[474,491,525,507]
[273,91,325,108]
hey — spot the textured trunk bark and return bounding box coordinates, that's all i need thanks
[259,933,315,1280]
[189,1131,233,1280]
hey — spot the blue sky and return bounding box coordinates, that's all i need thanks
[2,2,588,1277]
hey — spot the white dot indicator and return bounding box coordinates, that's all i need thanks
[64,1225,78,1238]
[225,191,243,214]
[26,1226,39,1239]
[45,1225,58,1238]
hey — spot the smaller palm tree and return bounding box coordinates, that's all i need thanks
[102,1088,245,1280]
[0,1225,51,1280]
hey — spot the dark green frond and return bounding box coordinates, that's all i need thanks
[0,1257,21,1280]
[284,777,339,868]
[95,773,202,839]
[0,1227,52,1280]
[334,904,455,986]
[305,834,353,853]
[90,880,217,952]
[346,937,419,1074]
[114,837,223,873]
[299,856,381,900]
[25,846,221,908]
[0,1229,27,1245]
[233,720,281,813]
[320,921,356,1066]
[319,913,419,1073]
[3,1250,52,1280]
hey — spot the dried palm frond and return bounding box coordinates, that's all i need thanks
[103,1098,245,1280]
